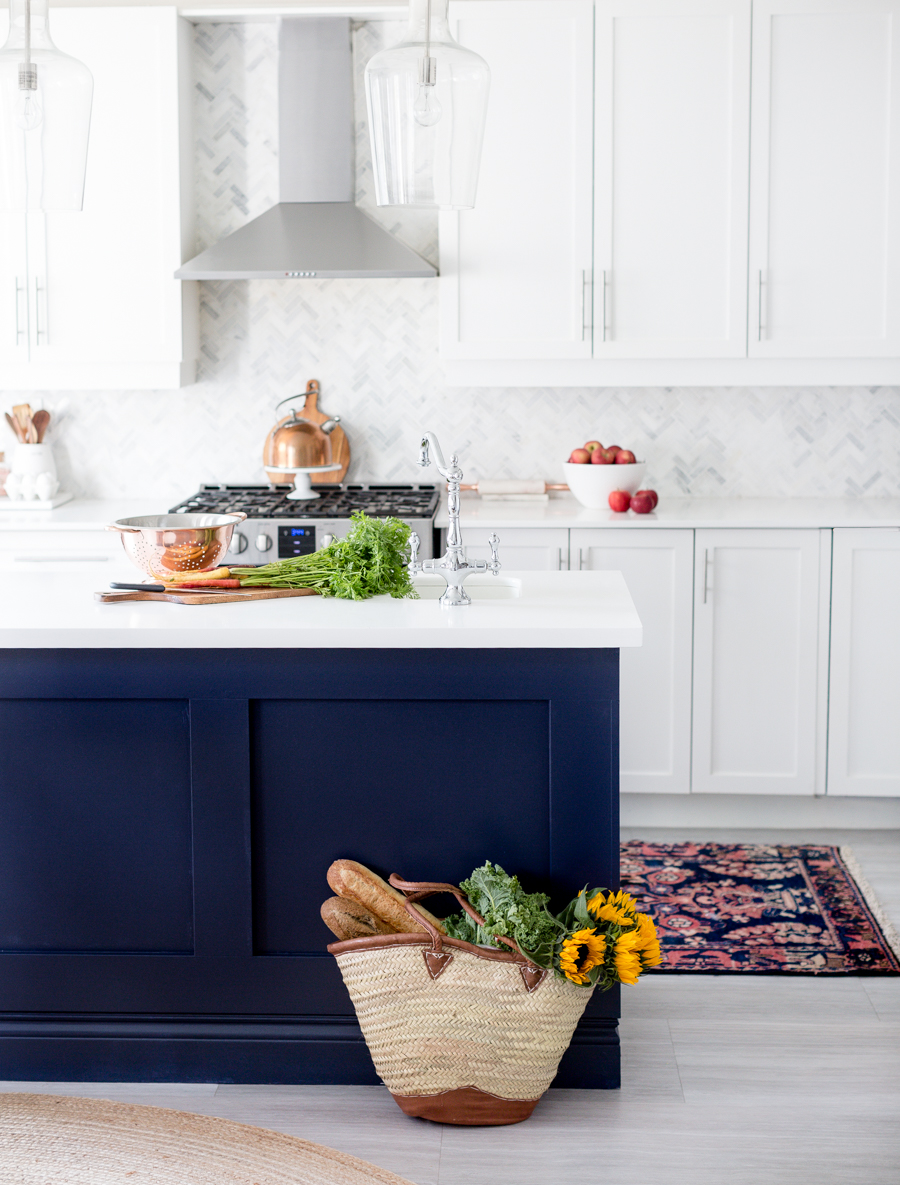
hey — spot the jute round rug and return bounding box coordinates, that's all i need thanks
[0,1093,416,1185]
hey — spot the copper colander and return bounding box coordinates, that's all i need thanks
[107,513,247,578]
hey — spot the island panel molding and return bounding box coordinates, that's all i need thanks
[0,646,621,1086]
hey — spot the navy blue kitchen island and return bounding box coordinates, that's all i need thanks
[0,568,640,1089]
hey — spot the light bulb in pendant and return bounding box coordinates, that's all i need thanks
[15,88,42,130]
[15,64,42,131]
[413,84,442,127]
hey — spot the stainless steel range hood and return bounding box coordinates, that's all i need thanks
[176,18,436,281]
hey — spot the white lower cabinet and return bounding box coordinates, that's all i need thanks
[827,528,900,797]
[691,528,827,795]
[572,529,694,794]
[457,527,569,570]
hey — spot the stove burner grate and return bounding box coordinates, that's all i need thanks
[169,483,440,520]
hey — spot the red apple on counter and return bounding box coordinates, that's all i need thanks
[591,447,613,464]
[584,440,602,454]
[608,490,631,513]
[615,449,637,464]
[636,489,659,509]
[630,492,654,514]
[569,448,591,464]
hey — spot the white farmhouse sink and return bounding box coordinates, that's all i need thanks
[412,574,523,600]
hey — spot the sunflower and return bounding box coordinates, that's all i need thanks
[587,888,639,927]
[613,930,644,985]
[558,928,606,985]
[635,912,663,968]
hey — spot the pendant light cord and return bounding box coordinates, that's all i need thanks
[20,0,36,89]
[419,0,436,86]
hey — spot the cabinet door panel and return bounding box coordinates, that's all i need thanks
[457,527,569,571]
[692,529,821,794]
[828,529,900,796]
[594,0,751,358]
[0,211,29,364]
[573,528,694,793]
[441,1,594,360]
[28,8,186,366]
[749,0,900,357]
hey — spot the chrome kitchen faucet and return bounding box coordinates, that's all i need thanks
[408,432,500,607]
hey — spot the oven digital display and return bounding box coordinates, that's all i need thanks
[278,526,317,558]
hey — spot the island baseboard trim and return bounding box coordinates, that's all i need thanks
[0,1015,619,1087]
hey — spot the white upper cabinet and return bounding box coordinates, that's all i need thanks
[441,0,900,385]
[691,529,826,795]
[594,0,751,358]
[440,1,594,360]
[0,215,28,367]
[0,7,196,390]
[572,528,694,794]
[748,0,900,358]
[828,529,900,797]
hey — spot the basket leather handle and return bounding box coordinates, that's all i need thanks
[388,874,529,963]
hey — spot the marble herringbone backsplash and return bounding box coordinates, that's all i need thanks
[10,22,900,502]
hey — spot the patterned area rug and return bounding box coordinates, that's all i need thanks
[621,842,900,975]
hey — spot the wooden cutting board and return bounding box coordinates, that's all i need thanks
[96,587,320,606]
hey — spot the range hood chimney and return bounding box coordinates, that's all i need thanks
[176,18,436,281]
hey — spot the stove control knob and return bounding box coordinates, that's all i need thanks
[229,532,248,555]
[321,533,335,548]
[256,534,273,552]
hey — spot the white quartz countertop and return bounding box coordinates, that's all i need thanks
[3,494,899,533]
[0,567,642,650]
[437,494,900,530]
[0,499,160,530]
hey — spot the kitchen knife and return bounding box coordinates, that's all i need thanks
[109,581,236,593]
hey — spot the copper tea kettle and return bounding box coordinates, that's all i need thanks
[263,380,349,498]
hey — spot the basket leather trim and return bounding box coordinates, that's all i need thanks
[519,964,547,993]
[424,949,453,980]
[391,1086,541,1126]
[328,932,538,967]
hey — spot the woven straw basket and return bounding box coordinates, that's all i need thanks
[328,877,593,1126]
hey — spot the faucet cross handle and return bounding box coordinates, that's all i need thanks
[408,531,422,576]
[488,533,501,575]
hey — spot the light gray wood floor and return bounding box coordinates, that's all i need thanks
[2,828,898,1184]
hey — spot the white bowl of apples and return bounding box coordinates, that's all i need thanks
[564,441,646,508]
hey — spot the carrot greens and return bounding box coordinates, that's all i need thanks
[230,511,418,601]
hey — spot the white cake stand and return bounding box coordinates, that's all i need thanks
[266,464,343,501]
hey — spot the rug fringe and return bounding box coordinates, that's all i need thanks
[839,846,900,961]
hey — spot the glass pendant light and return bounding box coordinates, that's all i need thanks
[0,0,92,212]
[365,0,490,209]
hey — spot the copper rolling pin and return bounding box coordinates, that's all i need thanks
[459,480,569,495]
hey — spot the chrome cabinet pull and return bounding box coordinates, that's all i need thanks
[581,270,593,341]
[702,549,710,603]
[14,277,24,343]
[34,277,46,343]
[578,548,586,570]
[757,269,765,342]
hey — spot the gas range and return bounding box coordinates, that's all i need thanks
[169,483,440,565]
